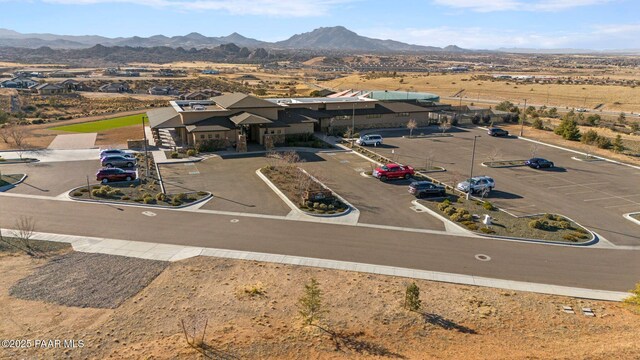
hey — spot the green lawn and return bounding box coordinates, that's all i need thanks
[49,114,148,133]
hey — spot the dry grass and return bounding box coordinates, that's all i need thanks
[1,253,639,359]
[325,73,640,113]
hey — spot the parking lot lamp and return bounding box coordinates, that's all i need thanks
[467,135,480,200]
[142,115,150,179]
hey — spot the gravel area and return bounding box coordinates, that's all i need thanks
[9,252,168,309]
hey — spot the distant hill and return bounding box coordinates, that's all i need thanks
[0,26,460,53]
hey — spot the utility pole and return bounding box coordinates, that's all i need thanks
[520,99,527,137]
[142,115,150,179]
[467,135,480,200]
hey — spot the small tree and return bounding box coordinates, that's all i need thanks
[624,282,640,313]
[0,123,13,144]
[298,278,327,327]
[10,124,26,147]
[531,118,543,130]
[439,119,451,134]
[612,135,624,153]
[406,119,417,138]
[12,216,38,257]
[404,282,421,311]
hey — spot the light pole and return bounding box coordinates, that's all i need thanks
[519,98,527,137]
[467,135,480,200]
[141,115,150,179]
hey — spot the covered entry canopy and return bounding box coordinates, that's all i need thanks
[230,112,273,126]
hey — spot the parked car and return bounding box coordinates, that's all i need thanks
[99,149,134,158]
[456,176,495,194]
[372,163,414,181]
[356,134,383,146]
[487,128,509,137]
[526,158,555,169]
[408,181,446,198]
[576,108,587,113]
[96,168,137,183]
[101,155,137,168]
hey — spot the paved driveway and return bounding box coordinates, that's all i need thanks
[363,126,640,245]
[298,151,445,230]
[158,155,291,216]
[0,160,98,196]
[48,133,98,149]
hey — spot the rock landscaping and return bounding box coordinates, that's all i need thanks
[70,152,209,206]
[421,195,592,242]
[483,160,527,168]
[261,153,349,215]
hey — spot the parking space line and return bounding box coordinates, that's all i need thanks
[584,194,640,202]
[604,203,640,209]
[548,182,608,189]
[564,190,595,196]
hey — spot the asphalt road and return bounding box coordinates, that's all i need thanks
[366,127,640,246]
[1,160,97,196]
[0,196,638,292]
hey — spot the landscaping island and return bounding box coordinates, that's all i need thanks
[70,152,209,207]
[420,195,592,243]
[260,159,349,215]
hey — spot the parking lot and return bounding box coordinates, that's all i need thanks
[0,160,97,197]
[157,151,445,230]
[361,126,640,246]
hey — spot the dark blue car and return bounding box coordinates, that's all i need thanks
[526,158,554,169]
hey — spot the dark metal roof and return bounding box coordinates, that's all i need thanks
[230,112,273,125]
[212,93,280,109]
[186,117,236,132]
[278,109,320,124]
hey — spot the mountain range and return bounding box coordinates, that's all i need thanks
[0,26,464,53]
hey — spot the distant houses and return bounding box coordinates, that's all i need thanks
[59,79,89,91]
[148,86,180,96]
[0,76,39,89]
[99,82,130,93]
[201,69,220,75]
[31,83,65,95]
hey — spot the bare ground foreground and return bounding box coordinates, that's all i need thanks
[1,247,639,359]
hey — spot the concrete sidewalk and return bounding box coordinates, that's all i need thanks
[0,148,100,162]
[0,228,629,302]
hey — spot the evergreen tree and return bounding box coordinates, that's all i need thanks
[404,282,422,312]
[298,278,327,327]
[612,135,625,153]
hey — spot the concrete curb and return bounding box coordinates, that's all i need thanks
[571,156,603,162]
[0,228,629,302]
[481,160,527,168]
[0,173,28,192]
[256,168,356,219]
[623,212,640,226]
[413,200,605,247]
[0,158,39,164]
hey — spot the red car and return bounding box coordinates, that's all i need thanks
[372,163,414,181]
[96,168,137,184]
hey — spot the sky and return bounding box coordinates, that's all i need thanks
[1,0,639,50]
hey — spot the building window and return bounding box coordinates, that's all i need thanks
[396,112,410,117]
[335,115,351,120]
[271,130,275,134]
[200,134,205,139]
[366,114,382,119]
[208,134,213,139]
[215,134,220,139]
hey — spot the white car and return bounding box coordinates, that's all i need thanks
[456,176,495,194]
[99,149,135,159]
[356,134,383,146]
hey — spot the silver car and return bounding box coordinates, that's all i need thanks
[456,176,495,194]
[356,134,383,146]
[101,155,137,168]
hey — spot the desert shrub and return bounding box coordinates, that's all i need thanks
[121,196,130,200]
[328,204,335,210]
[170,152,179,159]
[596,136,612,149]
[175,193,187,201]
[531,118,543,130]
[318,203,328,210]
[100,185,112,192]
[143,196,155,204]
[574,227,588,234]
[187,195,197,201]
[72,191,83,197]
[571,231,589,239]
[313,202,321,209]
[451,212,472,222]
[133,195,144,202]
[92,185,101,190]
[483,201,496,211]
[466,223,479,231]
[581,129,599,145]
[91,189,106,197]
[443,206,457,216]
[171,197,182,206]
[155,192,166,202]
[197,191,208,196]
[529,219,547,230]
[107,189,121,197]
[438,199,451,210]
[563,234,578,242]
[80,188,89,193]
[186,149,197,157]
[479,227,495,234]
[556,221,571,229]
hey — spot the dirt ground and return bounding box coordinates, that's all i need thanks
[1,249,638,359]
[325,73,640,113]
